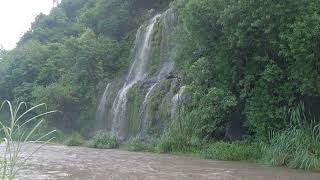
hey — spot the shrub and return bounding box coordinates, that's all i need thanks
[64,133,84,146]
[202,141,262,162]
[261,128,320,170]
[51,129,67,143]
[156,128,190,153]
[87,132,118,149]
[125,137,157,152]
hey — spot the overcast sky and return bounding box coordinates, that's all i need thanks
[0,0,53,50]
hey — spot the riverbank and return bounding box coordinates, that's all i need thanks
[60,128,320,173]
[6,143,320,180]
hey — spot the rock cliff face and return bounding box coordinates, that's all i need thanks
[95,8,180,140]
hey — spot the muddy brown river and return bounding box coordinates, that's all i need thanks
[2,144,320,180]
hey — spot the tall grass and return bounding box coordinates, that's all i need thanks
[154,101,320,171]
[157,127,190,153]
[261,103,320,170]
[0,101,56,180]
[261,127,320,170]
[202,141,262,162]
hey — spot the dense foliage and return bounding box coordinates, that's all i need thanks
[151,0,320,170]
[173,0,320,141]
[0,0,172,133]
[0,0,319,170]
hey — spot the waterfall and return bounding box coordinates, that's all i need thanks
[95,8,178,140]
[111,14,161,141]
[95,83,111,131]
[171,86,185,120]
[140,83,158,137]
[140,62,175,137]
[140,9,178,137]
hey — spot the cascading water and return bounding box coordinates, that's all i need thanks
[111,14,161,140]
[171,86,185,120]
[140,9,178,137]
[95,83,111,131]
[140,62,175,137]
[95,8,178,140]
[140,83,158,137]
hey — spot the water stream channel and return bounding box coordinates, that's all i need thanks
[3,144,319,180]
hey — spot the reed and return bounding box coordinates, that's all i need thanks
[0,101,56,180]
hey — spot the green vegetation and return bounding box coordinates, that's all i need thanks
[146,80,175,137]
[64,132,85,146]
[0,101,56,180]
[203,142,262,162]
[126,83,144,136]
[155,0,320,170]
[155,105,320,170]
[148,18,163,76]
[124,137,156,152]
[157,127,190,153]
[87,132,118,149]
[173,0,320,141]
[176,0,320,140]
[0,0,319,172]
[261,128,320,170]
[0,0,173,134]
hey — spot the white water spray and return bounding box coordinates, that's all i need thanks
[111,15,161,140]
[95,83,111,131]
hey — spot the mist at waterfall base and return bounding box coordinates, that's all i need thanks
[95,9,179,141]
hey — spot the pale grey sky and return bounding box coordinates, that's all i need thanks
[0,0,53,50]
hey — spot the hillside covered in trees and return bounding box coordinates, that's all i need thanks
[0,0,173,132]
[0,0,320,170]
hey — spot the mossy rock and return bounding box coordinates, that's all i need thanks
[127,82,145,136]
[147,17,164,76]
[145,79,178,137]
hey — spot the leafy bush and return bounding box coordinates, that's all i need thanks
[125,137,159,152]
[87,132,118,149]
[202,141,262,162]
[261,128,320,170]
[156,128,190,153]
[64,132,84,146]
[125,137,150,152]
[175,0,320,142]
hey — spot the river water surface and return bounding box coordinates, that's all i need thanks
[2,144,320,180]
